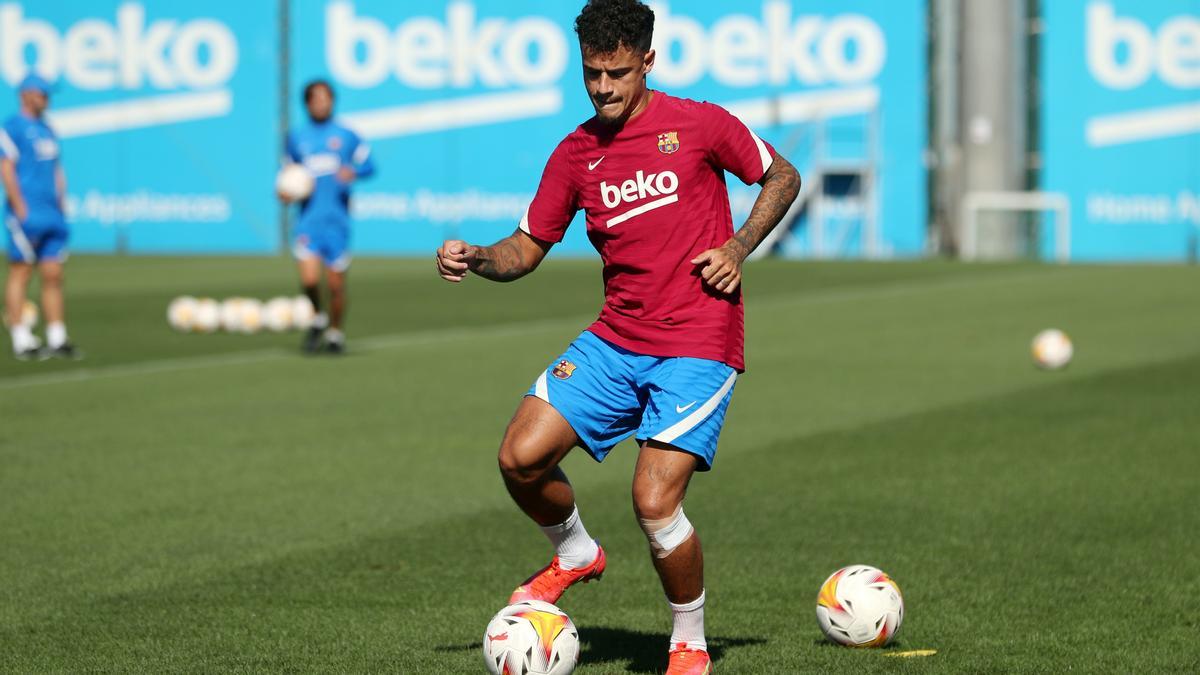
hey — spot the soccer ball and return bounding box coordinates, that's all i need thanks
[167,296,199,332]
[238,298,264,334]
[1031,329,1073,370]
[483,600,579,675]
[276,163,315,201]
[193,298,221,333]
[5,299,39,329]
[19,299,38,328]
[816,565,904,648]
[291,295,316,330]
[263,297,294,332]
[219,298,246,332]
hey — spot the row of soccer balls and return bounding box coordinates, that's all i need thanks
[167,296,316,334]
[485,565,905,674]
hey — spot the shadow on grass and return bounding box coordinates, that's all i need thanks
[582,628,765,673]
[811,637,905,650]
[439,629,766,673]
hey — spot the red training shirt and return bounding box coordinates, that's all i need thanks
[520,91,776,372]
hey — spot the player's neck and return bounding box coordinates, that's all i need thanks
[19,106,41,121]
[625,89,654,124]
[597,89,655,133]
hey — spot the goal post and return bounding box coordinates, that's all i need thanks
[961,191,1071,263]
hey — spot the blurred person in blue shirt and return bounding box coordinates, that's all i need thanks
[2,74,79,361]
[282,80,375,355]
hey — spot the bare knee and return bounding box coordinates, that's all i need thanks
[497,398,576,486]
[39,265,63,288]
[498,435,555,485]
[326,271,346,294]
[632,485,680,522]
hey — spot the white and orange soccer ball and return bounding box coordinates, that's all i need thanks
[192,298,221,334]
[291,295,315,330]
[276,163,315,202]
[263,297,294,332]
[4,299,39,329]
[219,298,246,332]
[1031,328,1073,370]
[816,565,904,648]
[167,296,199,332]
[237,298,264,334]
[483,600,579,675]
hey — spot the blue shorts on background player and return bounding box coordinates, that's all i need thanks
[283,79,375,355]
[2,74,80,361]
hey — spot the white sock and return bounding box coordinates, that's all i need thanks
[10,323,35,353]
[669,590,707,652]
[540,506,599,570]
[324,327,344,344]
[312,312,329,330]
[46,322,67,349]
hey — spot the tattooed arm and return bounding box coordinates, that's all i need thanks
[692,152,802,295]
[436,229,553,283]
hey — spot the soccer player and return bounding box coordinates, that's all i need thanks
[282,80,375,354]
[2,74,78,361]
[435,1,801,672]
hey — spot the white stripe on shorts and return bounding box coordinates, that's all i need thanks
[6,216,35,262]
[534,370,549,403]
[652,371,737,445]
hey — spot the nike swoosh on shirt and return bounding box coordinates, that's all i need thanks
[676,401,697,414]
[588,156,605,171]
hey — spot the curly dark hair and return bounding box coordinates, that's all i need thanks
[303,79,334,104]
[574,0,655,55]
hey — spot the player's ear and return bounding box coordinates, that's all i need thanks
[642,48,656,76]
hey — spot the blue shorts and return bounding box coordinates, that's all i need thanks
[292,226,350,272]
[6,215,68,264]
[526,331,738,471]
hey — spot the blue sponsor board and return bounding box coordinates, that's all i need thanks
[291,0,927,257]
[1043,0,1200,261]
[0,0,279,254]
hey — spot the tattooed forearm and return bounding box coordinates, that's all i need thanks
[472,237,530,282]
[469,230,550,282]
[724,154,802,261]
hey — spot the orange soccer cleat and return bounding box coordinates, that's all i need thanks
[508,544,606,604]
[666,644,713,674]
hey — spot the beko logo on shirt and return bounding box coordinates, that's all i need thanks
[600,170,680,228]
[32,137,58,160]
[601,170,680,209]
[303,153,341,177]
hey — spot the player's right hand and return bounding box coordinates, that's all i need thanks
[436,240,477,283]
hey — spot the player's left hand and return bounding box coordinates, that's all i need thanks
[336,166,357,184]
[691,244,744,295]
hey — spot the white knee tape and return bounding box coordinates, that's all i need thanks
[639,507,694,559]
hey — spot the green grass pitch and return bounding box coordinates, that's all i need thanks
[2,256,1198,673]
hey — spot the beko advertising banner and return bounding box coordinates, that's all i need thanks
[1043,0,1200,261]
[3,1,925,257]
[0,0,279,254]
[291,0,926,257]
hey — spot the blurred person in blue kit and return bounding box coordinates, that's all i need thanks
[2,74,80,361]
[281,79,376,355]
